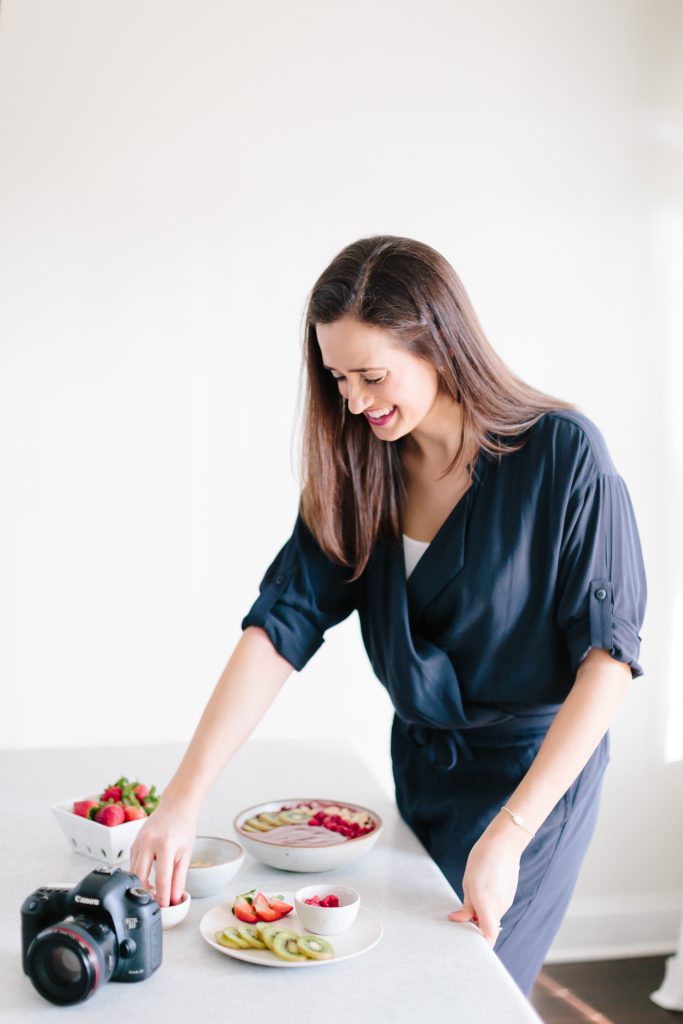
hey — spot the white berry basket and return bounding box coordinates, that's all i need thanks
[51,796,148,865]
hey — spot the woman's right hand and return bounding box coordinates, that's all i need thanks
[129,797,198,908]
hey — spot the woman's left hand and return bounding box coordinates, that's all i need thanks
[447,813,529,946]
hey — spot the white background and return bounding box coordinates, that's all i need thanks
[1,0,681,960]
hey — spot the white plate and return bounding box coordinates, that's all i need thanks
[199,892,383,968]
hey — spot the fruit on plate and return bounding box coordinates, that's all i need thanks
[231,889,293,923]
[271,931,309,962]
[236,925,267,949]
[215,928,251,950]
[232,894,259,923]
[216,920,337,962]
[296,935,334,960]
[71,776,161,826]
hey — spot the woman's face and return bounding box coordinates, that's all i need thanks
[315,318,443,440]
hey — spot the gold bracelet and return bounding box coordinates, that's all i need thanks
[500,805,536,837]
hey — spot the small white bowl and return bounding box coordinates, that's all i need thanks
[154,889,191,929]
[294,884,360,935]
[185,836,245,898]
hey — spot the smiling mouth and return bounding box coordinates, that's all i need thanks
[364,406,396,425]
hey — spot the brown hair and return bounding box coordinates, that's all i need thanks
[297,235,576,581]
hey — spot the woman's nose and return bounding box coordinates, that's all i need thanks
[346,380,371,415]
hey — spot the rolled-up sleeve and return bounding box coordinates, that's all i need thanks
[241,513,360,671]
[554,472,647,678]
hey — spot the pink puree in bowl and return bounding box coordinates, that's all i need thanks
[249,824,348,847]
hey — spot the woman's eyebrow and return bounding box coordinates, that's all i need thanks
[322,364,385,372]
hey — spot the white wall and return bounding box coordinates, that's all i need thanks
[1,0,681,960]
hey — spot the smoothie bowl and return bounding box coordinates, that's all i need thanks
[233,798,382,872]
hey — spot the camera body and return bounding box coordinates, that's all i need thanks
[21,865,162,1004]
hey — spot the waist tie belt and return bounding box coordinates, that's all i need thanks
[405,704,562,773]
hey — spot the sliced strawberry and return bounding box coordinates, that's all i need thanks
[252,892,283,922]
[232,896,259,923]
[268,896,293,916]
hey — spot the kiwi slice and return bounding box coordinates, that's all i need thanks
[276,810,310,825]
[236,925,267,949]
[215,928,251,950]
[296,935,335,960]
[255,921,288,950]
[271,931,309,962]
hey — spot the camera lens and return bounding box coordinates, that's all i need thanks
[27,918,116,1005]
[46,945,82,984]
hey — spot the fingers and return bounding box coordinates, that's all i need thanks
[153,848,174,909]
[448,901,476,922]
[476,906,502,947]
[130,840,154,891]
[448,902,501,945]
[170,848,191,906]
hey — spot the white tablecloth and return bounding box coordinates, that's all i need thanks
[1,738,541,1022]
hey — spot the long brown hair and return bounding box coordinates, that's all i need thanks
[297,235,576,581]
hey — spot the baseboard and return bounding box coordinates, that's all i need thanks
[544,891,682,963]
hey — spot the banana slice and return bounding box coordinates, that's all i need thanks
[257,813,283,827]
[244,817,274,832]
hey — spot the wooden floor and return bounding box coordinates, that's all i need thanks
[529,957,681,1023]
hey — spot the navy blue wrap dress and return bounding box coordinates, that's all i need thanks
[241,409,647,994]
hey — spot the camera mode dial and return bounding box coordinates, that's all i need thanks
[128,887,151,905]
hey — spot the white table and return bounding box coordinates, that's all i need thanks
[1,739,541,1022]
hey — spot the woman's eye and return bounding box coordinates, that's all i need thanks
[331,375,385,385]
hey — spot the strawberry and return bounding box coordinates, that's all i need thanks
[252,892,283,922]
[232,895,259,923]
[123,805,147,821]
[100,786,122,802]
[268,896,293,916]
[133,783,149,799]
[95,804,126,827]
[73,800,99,818]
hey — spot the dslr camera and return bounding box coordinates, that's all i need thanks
[21,865,162,1005]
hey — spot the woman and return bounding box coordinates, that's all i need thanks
[130,235,647,996]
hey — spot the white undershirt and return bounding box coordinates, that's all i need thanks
[402,532,431,578]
